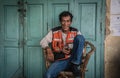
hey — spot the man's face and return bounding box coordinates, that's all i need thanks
[61,16,72,31]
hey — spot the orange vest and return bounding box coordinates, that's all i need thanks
[52,26,78,60]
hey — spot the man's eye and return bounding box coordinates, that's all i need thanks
[62,20,70,22]
[67,20,70,22]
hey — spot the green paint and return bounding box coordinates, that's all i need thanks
[0,0,105,78]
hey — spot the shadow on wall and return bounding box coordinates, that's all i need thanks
[105,36,120,78]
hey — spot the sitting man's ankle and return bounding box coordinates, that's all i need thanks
[70,63,80,77]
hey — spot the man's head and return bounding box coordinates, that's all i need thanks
[59,11,73,32]
[59,11,73,22]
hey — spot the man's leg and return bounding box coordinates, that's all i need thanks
[70,35,85,76]
[44,59,70,78]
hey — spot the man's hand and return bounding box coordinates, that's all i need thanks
[62,48,71,55]
[46,47,54,62]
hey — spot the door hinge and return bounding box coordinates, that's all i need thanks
[100,22,102,32]
[22,40,26,46]
[17,1,26,17]
[47,22,50,31]
[0,24,1,33]
[18,41,25,47]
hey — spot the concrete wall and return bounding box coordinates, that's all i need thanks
[105,0,120,78]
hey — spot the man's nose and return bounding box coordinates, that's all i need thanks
[64,22,67,25]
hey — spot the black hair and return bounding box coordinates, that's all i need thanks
[59,11,73,22]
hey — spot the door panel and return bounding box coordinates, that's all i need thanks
[48,0,73,29]
[0,1,23,78]
[74,0,102,78]
[24,47,42,78]
[4,6,21,78]
[48,0,103,78]
[4,48,19,78]
[78,4,96,40]
[24,0,47,78]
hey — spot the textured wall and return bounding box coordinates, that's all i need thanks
[105,0,120,78]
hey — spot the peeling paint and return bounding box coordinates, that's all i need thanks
[105,0,120,78]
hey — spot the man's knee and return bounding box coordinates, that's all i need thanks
[75,35,85,42]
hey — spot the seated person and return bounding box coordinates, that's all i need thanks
[40,11,85,78]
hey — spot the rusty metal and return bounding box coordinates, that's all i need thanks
[17,0,27,26]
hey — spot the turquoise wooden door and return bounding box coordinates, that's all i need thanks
[0,0,105,78]
[0,0,23,78]
[0,0,47,78]
[74,0,104,78]
[23,0,47,78]
[48,0,104,78]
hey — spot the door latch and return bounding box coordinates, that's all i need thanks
[17,1,26,17]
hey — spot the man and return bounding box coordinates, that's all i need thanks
[40,11,85,78]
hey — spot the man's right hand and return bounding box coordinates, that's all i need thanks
[46,47,54,62]
[62,47,71,55]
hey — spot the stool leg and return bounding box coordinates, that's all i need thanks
[80,72,85,78]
